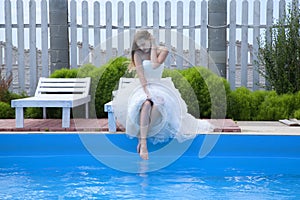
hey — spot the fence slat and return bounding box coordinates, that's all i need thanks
[265,0,273,88]
[41,0,48,78]
[229,0,236,90]
[252,0,260,91]
[5,0,12,80]
[70,0,77,68]
[29,0,37,96]
[153,1,159,42]
[129,1,136,45]
[241,0,249,87]
[93,1,101,66]
[164,1,171,68]
[189,1,195,66]
[279,0,286,20]
[94,2,100,49]
[176,1,183,69]
[106,1,112,62]
[82,1,89,64]
[17,0,25,92]
[266,0,273,44]
[118,1,124,56]
[201,0,207,68]
[141,1,147,29]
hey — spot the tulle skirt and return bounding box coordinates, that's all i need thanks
[112,78,214,144]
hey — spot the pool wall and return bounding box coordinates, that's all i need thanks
[1,134,300,173]
[0,133,299,157]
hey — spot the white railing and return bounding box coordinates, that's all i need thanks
[0,0,292,94]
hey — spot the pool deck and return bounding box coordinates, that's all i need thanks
[0,118,299,135]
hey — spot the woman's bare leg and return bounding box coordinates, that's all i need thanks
[138,100,152,160]
[149,105,162,128]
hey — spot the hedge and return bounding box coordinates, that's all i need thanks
[16,56,300,121]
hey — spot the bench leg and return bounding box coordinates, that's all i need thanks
[85,103,89,119]
[107,111,116,132]
[15,107,24,128]
[43,107,46,119]
[62,107,70,128]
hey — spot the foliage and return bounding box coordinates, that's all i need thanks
[25,107,43,119]
[257,2,300,94]
[94,57,129,117]
[25,107,62,119]
[227,87,252,120]
[227,87,270,120]
[50,68,78,78]
[0,68,29,119]
[256,92,295,120]
[293,109,300,119]
[0,102,14,119]
[292,91,300,118]
[0,68,13,103]
[163,66,230,119]
[163,69,200,117]
[25,56,300,121]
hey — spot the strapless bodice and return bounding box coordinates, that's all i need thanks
[143,60,164,80]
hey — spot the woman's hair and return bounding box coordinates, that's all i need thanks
[128,30,151,70]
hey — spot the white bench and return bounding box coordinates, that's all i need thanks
[104,77,171,132]
[11,77,91,128]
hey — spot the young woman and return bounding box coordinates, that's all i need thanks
[112,30,214,160]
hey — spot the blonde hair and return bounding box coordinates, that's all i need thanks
[128,30,152,71]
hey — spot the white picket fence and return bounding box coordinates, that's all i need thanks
[0,0,293,95]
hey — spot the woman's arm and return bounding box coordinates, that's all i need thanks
[150,36,169,68]
[134,52,151,98]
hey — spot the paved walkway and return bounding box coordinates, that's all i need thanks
[0,119,299,135]
[0,118,240,133]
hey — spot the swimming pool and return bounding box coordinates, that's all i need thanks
[0,133,299,199]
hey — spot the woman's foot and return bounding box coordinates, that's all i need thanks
[137,139,148,160]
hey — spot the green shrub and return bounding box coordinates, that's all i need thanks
[293,109,300,119]
[163,69,200,117]
[94,57,129,118]
[250,90,271,120]
[227,87,252,120]
[162,66,230,119]
[50,68,78,78]
[257,92,295,120]
[25,107,62,119]
[180,67,211,118]
[227,87,280,120]
[25,107,43,118]
[291,91,300,118]
[203,71,230,119]
[0,102,14,119]
[179,67,230,118]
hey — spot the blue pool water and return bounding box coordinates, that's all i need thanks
[0,134,300,199]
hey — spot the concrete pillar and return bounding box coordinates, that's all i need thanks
[208,0,227,78]
[49,0,69,73]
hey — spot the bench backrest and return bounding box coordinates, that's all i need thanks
[113,77,172,97]
[117,77,172,90]
[35,77,91,97]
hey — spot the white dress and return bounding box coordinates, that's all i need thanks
[112,60,214,144]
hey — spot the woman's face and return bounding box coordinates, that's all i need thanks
[136,38,151,53]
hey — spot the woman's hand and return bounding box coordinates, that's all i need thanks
[150,35,157,48]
